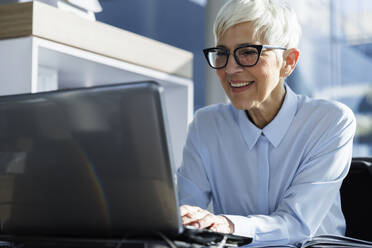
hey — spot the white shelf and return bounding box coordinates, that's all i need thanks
[0,1,194,169]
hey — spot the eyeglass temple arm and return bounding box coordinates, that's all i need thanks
[262,45,287,50]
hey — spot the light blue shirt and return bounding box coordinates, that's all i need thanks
[177,85,356,247]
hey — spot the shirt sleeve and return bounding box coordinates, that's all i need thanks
[177,117,212,209]
[224,106,356,247]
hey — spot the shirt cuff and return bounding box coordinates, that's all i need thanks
[223,214,255,238]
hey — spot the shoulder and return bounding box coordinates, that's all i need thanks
[297,95,355,126]
[193,103,236,125]
[293,95,356,145]
[187,103,237,141]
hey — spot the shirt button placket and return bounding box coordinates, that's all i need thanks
[257,134,270,215]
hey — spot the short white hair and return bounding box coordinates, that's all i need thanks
[214,0,301,49]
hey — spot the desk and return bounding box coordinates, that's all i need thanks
[0,236,215,248]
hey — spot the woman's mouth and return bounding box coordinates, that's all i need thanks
[229,81,255,88]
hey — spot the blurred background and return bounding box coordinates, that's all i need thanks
[3,0,371,156]
[96,0,372,157]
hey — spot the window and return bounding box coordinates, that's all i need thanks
[288,0,372,156]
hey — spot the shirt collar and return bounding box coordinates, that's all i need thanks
[234,84,298,150]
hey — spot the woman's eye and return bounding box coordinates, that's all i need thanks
[214,49,227,57]
[240,50,257,56]
[216,52,226,56]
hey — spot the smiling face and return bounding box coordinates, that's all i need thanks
[216,22,287,114]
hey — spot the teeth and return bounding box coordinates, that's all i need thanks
[230,81,254,88]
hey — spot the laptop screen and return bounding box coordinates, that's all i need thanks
[0,81,181,239]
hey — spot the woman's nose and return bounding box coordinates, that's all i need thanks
[225,54,243,74]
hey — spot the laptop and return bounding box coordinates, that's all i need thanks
[0,81,252,247]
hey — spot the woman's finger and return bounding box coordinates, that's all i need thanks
[181,209,209,225]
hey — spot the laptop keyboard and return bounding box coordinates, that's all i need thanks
[180,225,252,246]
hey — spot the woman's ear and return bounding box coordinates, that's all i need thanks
[280,48,300,77]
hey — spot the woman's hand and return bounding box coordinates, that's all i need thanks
[180,205,234,233]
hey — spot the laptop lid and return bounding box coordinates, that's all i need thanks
[0,81,182,239]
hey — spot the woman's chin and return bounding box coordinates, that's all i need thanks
[230,100,252,111]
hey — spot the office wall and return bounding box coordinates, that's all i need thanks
[204,0,228,105]
[96,0,206,110]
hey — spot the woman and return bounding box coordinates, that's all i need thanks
[177,0,356,246]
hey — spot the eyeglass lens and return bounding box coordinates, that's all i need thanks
[207,48,228,68]
[236,47,259,66]
[207,46,259,68]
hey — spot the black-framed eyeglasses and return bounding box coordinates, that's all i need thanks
[203,44,287,69]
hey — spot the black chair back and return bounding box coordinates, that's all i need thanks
[340,157,372,241]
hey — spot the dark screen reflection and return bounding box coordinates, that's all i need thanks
[0,82,178,238]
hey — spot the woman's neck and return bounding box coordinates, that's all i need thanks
[246,83,286,129]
